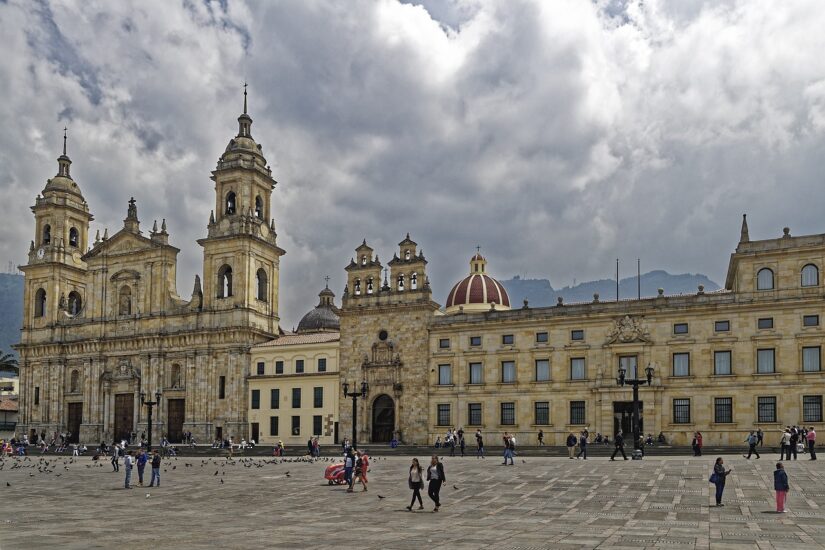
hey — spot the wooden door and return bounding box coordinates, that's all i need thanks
[67,402,82,443]
[114,394,134,442]
[167,399,185,443]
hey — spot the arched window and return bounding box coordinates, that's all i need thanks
[354,278,361,296]
[411,272,418,290]
[361,255,367,266]
[254,196,264,220]
[756,268,774,290]
[118,285,132,315]
[69,370,79,393]
[170,364,182,388]
[34,288,46,318]
[42,224,51,245]
[256,268,268,302]
[67,291,82,315]
[217,265,233,298]
[397,273,405,291]
[69,227,79,247]
[404,249,411,260]
[367,277,374,295]
[802,264,819,287]
[225,191,236,215]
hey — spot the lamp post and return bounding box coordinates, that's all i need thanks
[617,362,654,459]
[140,389,162,450]
[342,380,369,450]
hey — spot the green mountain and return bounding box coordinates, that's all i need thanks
[0,273,23,358]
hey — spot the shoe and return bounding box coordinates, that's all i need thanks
[406,506,412,511]
[418,505,424,510]
[781,509,788,513]
[610,458,614,461]
[624,458,628,460]
[743,455,749,459]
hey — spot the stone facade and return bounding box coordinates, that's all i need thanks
[15,95,284,444]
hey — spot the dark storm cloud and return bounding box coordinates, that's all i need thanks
[1,0,824,327]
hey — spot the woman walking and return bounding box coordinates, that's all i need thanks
[774,462,789,512]
[426,455,445,512]
[356,451,369,492]
[406,458,424,511]
[711,457,732,506]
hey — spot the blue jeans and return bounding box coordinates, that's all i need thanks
[344,467,353,486]
[150,468,160,486]
[503,448,513,464]
[124,467,132,488]
[137,464,145,484]
[714,482,725,504]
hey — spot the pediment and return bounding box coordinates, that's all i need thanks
[83,229,174,260]
[605,315,651,345]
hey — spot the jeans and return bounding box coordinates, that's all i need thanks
[788,444,798,460]
[476,445,484,457]
[577,445,587,459]
[112,457,119,471]
[410,486,423,508]
[746,444,760,459]
[611,445,627,460]
[137,464,145,484]
[714,482,725,505]
[428,479,442,506]
[809,440,817,460]
[124,467,132,488]
[150,467,160,486]
[502,448,513,465]
[780,443,787,460]
[344,467,353,487]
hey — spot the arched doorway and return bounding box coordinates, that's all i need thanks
[371,394,395,442]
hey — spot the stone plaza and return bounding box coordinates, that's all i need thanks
[2,453,825,548]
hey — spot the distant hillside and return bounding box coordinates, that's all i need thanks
[501,270,720,307]
[0,273,23,357]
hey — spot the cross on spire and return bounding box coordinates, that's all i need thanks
[476,245,481,254]
[63,127,67,156]
[243,82,248,115]
[324,275,330,289]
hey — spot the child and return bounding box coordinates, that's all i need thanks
[774,462,789,512]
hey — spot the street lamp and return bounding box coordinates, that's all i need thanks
[617,362,654,459]
[139,389,162,451]
[342,380,369,450]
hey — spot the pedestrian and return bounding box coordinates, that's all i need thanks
[691,432,700,456]
[744,431,760,459]
[426,455,445,512]
[344,448,356,493]
[788,429,799,460]
[148,449,161,487]
[538,429,544,446]
[807,426,817,460]
[111,443,120,472]
[123,451,134,489]
[774,462,789,513]
[501,432,514,465]
[780,429,791,460]
[566,432,577,459]
[356,450,369,492]
[406,458,424,511]
[448,432,456,457]
[459,434,466,457]
[757,428,764,447]
[136,449,148,487]
[475,429,484,458]
[610,431,628,460]
[710,457,732,507]
[577,431,588,460]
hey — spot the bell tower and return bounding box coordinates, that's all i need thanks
[20,129,92,329]
[198,85,285,329]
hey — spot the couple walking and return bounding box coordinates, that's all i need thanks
[407,456,445,512]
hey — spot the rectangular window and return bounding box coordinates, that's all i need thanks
[218,376,226,399]
[536,331,548,343]
[256,362,265,375]
[714,351,732,375]
[251,389,260,409]
[535,359,550,382]
[571,329,584,341]
[570,401,586,425]
[673,398,691,424]
[534,402,550,425]
[803,315,820,327]
[714,397,733,423]
[758,396,777,423]
[313,387,323,408]
[439,338,450,349]
[469,362,483,384]
[468,403,482,426]
[501,361,516,383]
[270,388,280,409]
[570,358,586,380]
[758,317,774,329]
[803,346,821,372]
[619,355,638,380]
[291,416,300,436]
[500,402,515,425]
[714,320,730,332]
[269,416,278,436]
[803,396,823,423]
[275,361,284,374]
[502,334,514,345]
[437,404,451,426]
[295,360,304,374]
[317,358,327,372]
[470,336,481,347]
[673,323,689,335]
[757,348,776,374]
[438,364,452,385]
[313,415,322,436]
[672,353,690,377]
[292,388,301,408]
[34,386,39,406]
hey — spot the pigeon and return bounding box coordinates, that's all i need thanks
[377,495,386,499]
[453,485,459,490]
[220,479,224,484]
[172,466,176,470]
[214,471,218,476]
[146,494,151,498]
[6,482,10,487]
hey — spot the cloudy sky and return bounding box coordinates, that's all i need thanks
[1,0,824,327]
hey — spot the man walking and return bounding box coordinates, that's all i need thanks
[808,427,817,460]
[344,448,356,493]
[501,433,514,465]
[566,432,577,459]
[148,449,161,487]
[111,443,120,472]
[475,429,484,458]
[123,451,134,489]
[610,431,628,460]
[757,428,764,447]
[744,431,760,459]
[577,431,588,460]
[537,429,545,446]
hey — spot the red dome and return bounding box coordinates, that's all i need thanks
[446,273,510,310]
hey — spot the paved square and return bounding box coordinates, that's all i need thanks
[2,453,825,549]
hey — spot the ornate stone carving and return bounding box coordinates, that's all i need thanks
[606,315,651,344]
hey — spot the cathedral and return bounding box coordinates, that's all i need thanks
[15,90,283,444]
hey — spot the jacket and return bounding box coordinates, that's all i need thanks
[614,434,624,447]
[566,435,577,447]
[426,462,446,483]
[713,462,727,483]
[408,467,423,489]
[151,455,161,468]
[774,469,789,491]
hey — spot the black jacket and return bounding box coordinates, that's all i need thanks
[426,462,446,483]
[615,434,624,447]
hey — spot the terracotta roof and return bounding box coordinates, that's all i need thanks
[254,332,340,348]
[0,398,18,412]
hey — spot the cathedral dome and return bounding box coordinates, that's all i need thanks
[296,286,340,333]
[445,253,510,314]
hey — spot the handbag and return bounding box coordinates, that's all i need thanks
[708,472,718,484]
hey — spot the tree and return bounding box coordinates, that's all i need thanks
[0,353,18,375]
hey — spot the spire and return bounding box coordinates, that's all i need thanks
[243,81,248,115]
[56,126,72,178]
[740,214,749,244]
[124,197,140,233]
[63,127,67,156]
[237,82,252,138]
